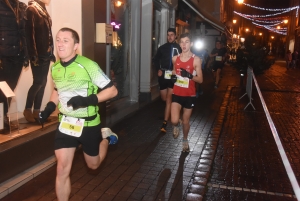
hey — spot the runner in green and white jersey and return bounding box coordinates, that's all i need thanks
[38,27,118,201]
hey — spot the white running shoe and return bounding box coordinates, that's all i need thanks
[101,128,118,145]
[182,139,190,152]
[173,119,182,139]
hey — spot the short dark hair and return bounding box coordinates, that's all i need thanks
[167,28,176,35]
[59,27,80,44]
[179,32,192,41]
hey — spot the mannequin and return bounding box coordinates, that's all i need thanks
[23,0,55,123]
[0,0,29,131]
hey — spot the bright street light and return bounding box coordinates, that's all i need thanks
[237,0,244,4]
[194,40,204,50]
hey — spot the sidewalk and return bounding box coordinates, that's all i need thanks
[1,61,299,201]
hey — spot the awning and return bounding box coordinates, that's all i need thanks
[182,0,225,32]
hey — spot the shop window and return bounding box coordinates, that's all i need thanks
[151,6,161,87]
[110,0,130,101]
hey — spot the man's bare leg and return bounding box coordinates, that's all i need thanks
[55,148,76,201]
[84,139,109,170]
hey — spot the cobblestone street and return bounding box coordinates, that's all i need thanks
[204,61,300,201]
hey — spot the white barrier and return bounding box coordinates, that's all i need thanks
[251,68,300,200]
[239,67,256,110]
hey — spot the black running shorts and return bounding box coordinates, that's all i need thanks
[54,123,103,156]
[158,71,174,90]
[172,94,196,109]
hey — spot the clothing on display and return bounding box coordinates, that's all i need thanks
[23,0,55,123]
[0,0,29,131]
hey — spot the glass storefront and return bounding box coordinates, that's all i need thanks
[151,5,161,88]
[110,0,130,101]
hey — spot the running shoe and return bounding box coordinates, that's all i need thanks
[160,121,167,132]
[173,120,182,139]
[101,128,118,145]
[182,139,190,152]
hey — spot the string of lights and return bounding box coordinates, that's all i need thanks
[237,9,292,18]
[242,3,299,12]
[234,11,286,25]
[233,3,298,34]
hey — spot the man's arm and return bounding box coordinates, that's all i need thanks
[38,89,59,124]
[49,89,59,105]
[210,49,217,58]
[170,56,178,83]
[172,56,177,74]
[96,83,118,103]
[192,56,203,84]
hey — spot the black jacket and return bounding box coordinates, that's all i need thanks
[153,42,181,71]
[26,0,55,64]
[0,0,28,62]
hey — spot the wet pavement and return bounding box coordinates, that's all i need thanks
[204,61,299,201]
[1,60,300,201]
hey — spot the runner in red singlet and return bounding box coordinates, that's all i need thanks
[170,32,203,152]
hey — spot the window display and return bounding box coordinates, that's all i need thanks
[23,0,55,123]
[0,0,28,133]
[110,0,130,101]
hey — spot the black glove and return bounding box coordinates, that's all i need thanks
[38,101,56,124]
[180,68,193,79]
[31,56,39,66]
[171,74,177,84]
[67,94,98,110]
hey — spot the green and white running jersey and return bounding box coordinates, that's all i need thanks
[51,55,110,127]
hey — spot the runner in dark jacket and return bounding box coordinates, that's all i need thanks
[152,28,182,132]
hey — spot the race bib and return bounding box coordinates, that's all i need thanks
[215,56,222,61]
[175,76,189,88]
[164,70,172,79]
[59,115,85,137]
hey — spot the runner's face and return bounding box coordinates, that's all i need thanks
[216,42,221,49]
[180,37,193,53]
[56,31,79,62]
[167,32,176,43]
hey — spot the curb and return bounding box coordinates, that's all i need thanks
[0,156,57,199]
[184,86,233,201]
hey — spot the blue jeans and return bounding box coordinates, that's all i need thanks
[25,59,50,110]
[0,55,24,115]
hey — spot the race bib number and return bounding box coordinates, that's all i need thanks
[59,116,85,137]
[175,76,189,88]
[215,56,222,61]
[164,70,172,79]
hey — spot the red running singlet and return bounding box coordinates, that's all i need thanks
[173,54,196,97]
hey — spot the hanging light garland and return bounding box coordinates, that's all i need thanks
[234,11,287,26]
[233,3,299,34]
[237,9,292,18]
[234,11,283,24]
[242,3,299,12]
